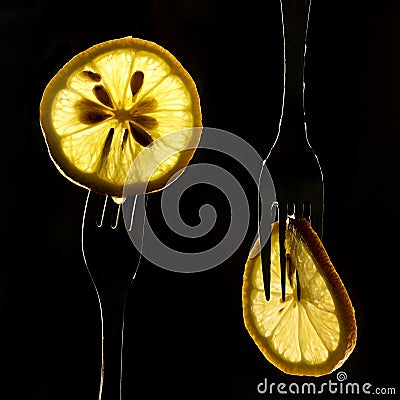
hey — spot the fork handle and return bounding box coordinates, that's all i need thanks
[279,0,311,145]
[99,296,126,400]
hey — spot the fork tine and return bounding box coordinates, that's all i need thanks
[82,190,103,225]
[287,201,295,218]
[97,195,109,227]
[110,201,122,229]
[278,205,287,301]
[302,200,311,221]
[260,196,278,301]
[126,195,138,232]
[294,201,303,220]
[310,202,323,239]
[259,189,271,301]
[260,232,272,301]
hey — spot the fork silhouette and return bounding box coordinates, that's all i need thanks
[81,191,141,400]
[260,0,324,301]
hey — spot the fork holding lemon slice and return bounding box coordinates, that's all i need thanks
[242,219,357,376]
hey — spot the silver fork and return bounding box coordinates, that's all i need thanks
[81,190,141,400]
[259,0,324,301]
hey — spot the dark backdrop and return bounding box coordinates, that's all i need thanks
[1,0,398,399]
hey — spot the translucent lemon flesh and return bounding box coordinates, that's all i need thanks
[40,37,202,197]
[242,219,357,376]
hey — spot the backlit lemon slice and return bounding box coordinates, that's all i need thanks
[40,37,202,197]
[242,218,357,376]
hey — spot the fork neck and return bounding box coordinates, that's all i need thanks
[277,0,311,148]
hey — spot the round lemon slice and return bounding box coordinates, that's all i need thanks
[40,37,202,197]
[242,218,357,376]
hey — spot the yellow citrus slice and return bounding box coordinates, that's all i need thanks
[242,218,357,376]
[40,37,202,197]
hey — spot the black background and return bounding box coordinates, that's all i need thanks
[1,0,399,399]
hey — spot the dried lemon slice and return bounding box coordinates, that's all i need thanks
[40,37,202,197]
[242,218,357,376]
